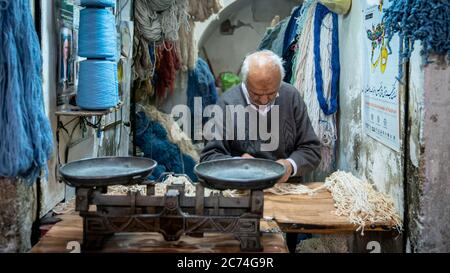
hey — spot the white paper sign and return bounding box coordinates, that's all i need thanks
[362,1,401,152]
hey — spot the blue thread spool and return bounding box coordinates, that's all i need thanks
[79,0,116,8]
[77,60,119,110]
[78,8,117,59]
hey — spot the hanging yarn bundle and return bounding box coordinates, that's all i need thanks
[187,58,218,140]
[178,18,197,71]
[139,104,200,162]
[154,42,182,101]
[135,108,198,181]
[188,0,222,22]
[258,17,289,55]
[383,0,450,79]
[134,0,189,43]
[133,0,195,105]
[291,1,340,172]
[0,0,54,184]
[77,1,119,110]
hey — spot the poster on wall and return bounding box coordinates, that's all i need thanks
[56,0,80,106]
[362,0,401,152]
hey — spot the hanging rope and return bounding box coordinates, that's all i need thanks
[134,0,189,43]
[0,0,54,184]
[291,1,339,171]
[155,42,181,101]
[383,0,450,80]
[133,0,194,104]
[178,18,197,71]
[188,0,222,22]
[139,104,199,161]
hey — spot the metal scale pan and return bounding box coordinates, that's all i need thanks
[59,157,157,188]
[194,158,286,191]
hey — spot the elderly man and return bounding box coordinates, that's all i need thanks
[200,50,321,183]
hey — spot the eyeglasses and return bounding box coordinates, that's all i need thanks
[246,86,279,105]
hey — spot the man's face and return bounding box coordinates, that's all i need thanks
[246,68,281,106]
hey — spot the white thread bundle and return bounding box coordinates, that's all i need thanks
[134,0,189,42]
[265,183,318,196]
[292,1,337,171]
[324,171,403,235]
[177,18,197,71]
[266,172,403,235]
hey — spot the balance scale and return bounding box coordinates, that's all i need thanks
[59,157,286,252]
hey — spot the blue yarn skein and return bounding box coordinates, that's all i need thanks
[0,0,54,184]
[79,8,117,60]
[77,60,119,110]
[135,112,198,182]
[80,0,116,8]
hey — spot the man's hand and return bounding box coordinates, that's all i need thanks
[242,153,254,159]
[276,159,293,183]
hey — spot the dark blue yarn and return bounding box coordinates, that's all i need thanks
[313,3,340,116]
[135,111,197,181]
[282,5,303,57]
[282,39,299,83]
[187,58,218,140]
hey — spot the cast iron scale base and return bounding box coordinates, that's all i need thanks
[60,157,285,252]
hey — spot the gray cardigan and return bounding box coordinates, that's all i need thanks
[200,82,321,178]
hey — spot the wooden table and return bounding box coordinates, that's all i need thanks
[31,215,288,253]
[264,182,400,252]
[264,182,396,234]
[32,182,399,253]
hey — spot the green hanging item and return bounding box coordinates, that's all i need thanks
[220,72,241,92]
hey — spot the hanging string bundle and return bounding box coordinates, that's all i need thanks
[134,0,189,43]
[188,0,222,22]
[0,0,54,184]
[291,1,340,172]
[155,42,181,101]
[135,106,198,181]
[383,0,450,80]
[178,18,197,71]
[133,0,190,104]
[77,1,119,110]
[139,104,199,161]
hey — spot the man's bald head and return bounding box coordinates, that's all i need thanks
[241,50,285,86]
[241,50,285,106]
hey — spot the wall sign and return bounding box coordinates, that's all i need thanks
[362,0,401,152]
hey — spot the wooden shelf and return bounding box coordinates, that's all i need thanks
[55,101,123,117]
